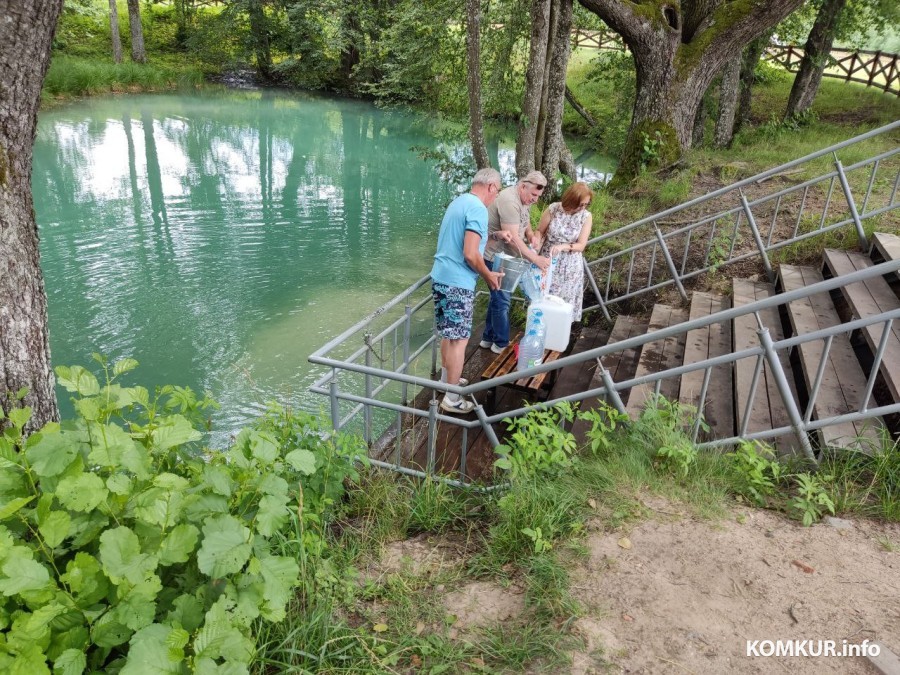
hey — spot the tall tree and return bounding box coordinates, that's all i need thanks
[714,56,741,147]
[577,0,804,183]
[126,0,146,63]
[108,0,123,63]
[734,32,771,136]
[247,0,274,79]
[516,0,552,176]
[0,0,64,429]
[466,0,490,169]
[784,0,847,120]
[539,0,574,184]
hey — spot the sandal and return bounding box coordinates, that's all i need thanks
[440,397,475,414]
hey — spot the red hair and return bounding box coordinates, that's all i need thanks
[560,182,593,213]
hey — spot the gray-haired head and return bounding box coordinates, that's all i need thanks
[472,167,502,188]
[520,170,548,188]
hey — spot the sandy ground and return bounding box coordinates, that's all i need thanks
[375,500,899,674]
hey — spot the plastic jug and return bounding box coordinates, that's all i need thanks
[517,329,545,371]
[527,295,573,352]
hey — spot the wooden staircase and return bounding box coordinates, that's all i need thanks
[573,232,900,455]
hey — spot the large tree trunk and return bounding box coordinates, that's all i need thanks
[539,0,574,187]
[516,0,551,176]
[0,0,64,430]
[784,0,847,120]
[734,33,771,135]
[248,0,273,80]
[714,55,741,148]
[534,0,559,171]
[127,0,146,63]
[466,0,490,169]
[578,0,804,185]
[108,0,123,63]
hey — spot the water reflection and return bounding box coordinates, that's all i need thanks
[34,90,615,443]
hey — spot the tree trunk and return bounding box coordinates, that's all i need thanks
[108,0,123,63]
[560,142,577,180]
[784,0,847,120]
[714,55,741,148]
[539,0,573,188]
[534,0,559,171]
[692,84,710,148]
[564,85,597,129]
[248,0,272,80]
[0,0,64,431]
[577,0,804,185]
[340,12,361,84]
[466,0,490,169]
[127,0,146,63]
[734,33,770,135]
[516,0,551,176]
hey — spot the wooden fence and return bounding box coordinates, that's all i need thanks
[570,28,900,97]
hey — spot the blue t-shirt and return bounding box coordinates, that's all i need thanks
[430,193,488,291]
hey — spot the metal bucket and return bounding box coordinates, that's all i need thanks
[495,253,530,293]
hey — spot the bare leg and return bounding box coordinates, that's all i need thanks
[441,338,468,386]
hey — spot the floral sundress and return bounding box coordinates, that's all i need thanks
[538,202,589,321]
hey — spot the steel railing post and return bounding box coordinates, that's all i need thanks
[598,363,628,415]
[739,191,775,283]
[474,401,502,448]
[653,223,688,302]
[364,333,373,444]
[329,370,341,431]
[402,304,412,405]
[583,257,612,321]
[859,318,893,413]
[426,398,439,474]
[833,155,869,250]
[757,327,816,462]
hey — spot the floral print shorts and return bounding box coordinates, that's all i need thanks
[432,282,474,340]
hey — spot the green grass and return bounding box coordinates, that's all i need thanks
[42,55,205,103]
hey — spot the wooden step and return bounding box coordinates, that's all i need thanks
[732,278,802,454]
[779,265,882,449]
[870,232,900,284]
[679,292,734,441]
[823,249,900,401]
[625,304,688,418]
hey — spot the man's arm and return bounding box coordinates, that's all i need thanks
[464,231,502,290]
[501,221,550,270]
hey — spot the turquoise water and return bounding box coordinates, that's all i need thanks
[33,89,614,442]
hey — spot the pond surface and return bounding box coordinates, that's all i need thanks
[33,89,614,443]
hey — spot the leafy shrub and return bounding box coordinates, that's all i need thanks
[727,440,784,506]
[494,402,578,479]
[0,360,361,673]
[790,472,836,526]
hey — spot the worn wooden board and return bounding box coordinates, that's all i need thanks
[823,249,900,401]
[624,304,689,418]
[780,265,882,449]
[732,278,801,454]
[601,315,650,389]
[679,292,734,441]
[871,231,900,280]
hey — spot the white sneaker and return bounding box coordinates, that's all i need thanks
[490,343,505,354]
[479,340,493,349]
[440,397,475,414]
[441,378,468,387]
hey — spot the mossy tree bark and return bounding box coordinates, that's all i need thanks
[127,0,146,63]
[734,32,771,135]
[466,0,490,169]
[516,0,552,176]
[108,0,123,63]
[0,0,64,431]
[784,0,847,120]
[578,0,804,185]
[714,55,742,147]
[539,0,574,187]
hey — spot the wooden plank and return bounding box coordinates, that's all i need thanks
[823,249,900,401]
[601,315,650,387]
[679,292,734,441]
[732,278,801,454]
[624,304,688,418]
[871,232,900,281]
[780,265,882,449]
[549,322,612,401]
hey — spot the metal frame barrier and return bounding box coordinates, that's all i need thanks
[310,122,900,485]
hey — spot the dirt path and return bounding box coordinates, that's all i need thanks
[564,501,900,674]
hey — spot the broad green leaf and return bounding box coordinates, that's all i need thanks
[99,527,158,585]
[158,524,199,566]
[74,397,100,422]
[52,649,86,675]
[193,598,253,663]
[194,657,249,675]
[107,473,132,495]
[0,557,51,596]
[122,624,186,674]
[39,512,71,549]
[166,595,203,633]
[249,431,278,465]
[10,646,50,675]
[115,576,161,631]
[87,423,136,468]
[258,556,299,622]
[7,407,32,430]
[0,496,34,521]
[134,487,185,529]
[256,474,288,498]
[197,515,251,579]
[254,495,289,537]
[153,473,189,491]
[113,358,140,376]
[121,442,151,480]
[151,415,201,452]
[60,553,107,605]
[202,465,232,497]
[25,430,78,478]
[46,625,90,662]
[90,612,132,648]
[56,473,108,513]
[55,366,100,396]
[284,449,316,475]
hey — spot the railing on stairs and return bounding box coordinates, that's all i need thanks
[309,122,900,485]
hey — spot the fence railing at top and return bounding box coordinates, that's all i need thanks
[569,27,900,97]
[581,121,900,320]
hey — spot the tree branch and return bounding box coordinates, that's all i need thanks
[577,0,663,47]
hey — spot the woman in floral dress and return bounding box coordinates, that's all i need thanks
[535,182,594,321]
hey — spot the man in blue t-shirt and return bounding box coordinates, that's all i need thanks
[431,167,508,414]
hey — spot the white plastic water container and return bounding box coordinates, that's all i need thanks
[526,295,573,351]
